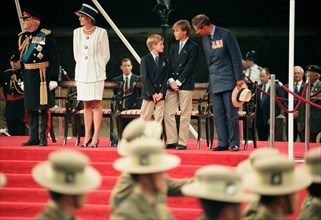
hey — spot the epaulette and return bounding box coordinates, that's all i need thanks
[18,30,27,36]
[3,69,12,73]
[40,28,51,35]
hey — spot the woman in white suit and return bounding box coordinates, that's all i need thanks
[74,3,110,147]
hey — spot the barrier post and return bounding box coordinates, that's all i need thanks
[269,74,276,149]
[304,73,311,152]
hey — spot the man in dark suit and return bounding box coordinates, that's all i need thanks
[283,65,305,142]
[191,14,244,151]
[256,67,282,141]
[164,19,199,150]
[112,58,141,134]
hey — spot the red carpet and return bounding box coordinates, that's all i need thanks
[0,136,320,220]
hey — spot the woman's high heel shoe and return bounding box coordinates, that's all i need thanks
[81,137,92,148]
[90,140,99,148]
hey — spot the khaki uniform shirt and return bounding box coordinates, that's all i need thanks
[244,205,284,220]
[35,201,77,220]
[110,185,174,220]
[109,172,193,213]
[297,195,321,220]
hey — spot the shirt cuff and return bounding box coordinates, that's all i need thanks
[176,80,182,87]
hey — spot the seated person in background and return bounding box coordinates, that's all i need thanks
[243,154,312,220]
[112,58,141,134]
[32,149,102,220]
[110,118,193,215]
[297,147,321,220]
[182,165,258,220]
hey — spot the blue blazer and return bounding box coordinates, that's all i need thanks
[168,39,199,90]
[140,53,169,101]
[202,26,243,93]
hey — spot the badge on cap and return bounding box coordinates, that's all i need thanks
[271,173,282,185]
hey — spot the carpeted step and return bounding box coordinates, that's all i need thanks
[2,173,118,190]
[0,160,201,177]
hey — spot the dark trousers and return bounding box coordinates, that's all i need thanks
[6,119,25,136]
[256,124,269,141]
[28,110,49,141]
[285,116,301,142]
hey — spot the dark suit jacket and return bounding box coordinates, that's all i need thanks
[202,26,243,94]
[256,83,282,126]
[112,74,141,110]
[140,53,169,101]
[168,39,199,90]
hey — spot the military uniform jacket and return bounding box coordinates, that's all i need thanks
[297,195,321,220]
[140,53,169,101]
[168,39,199,91]
[18,26,60,110]
[110,185,174,220]
[0,68,24,120]
[35,201,77,220]
[202,26,243,94]
[109,172,192,214]
[244,205,283,220]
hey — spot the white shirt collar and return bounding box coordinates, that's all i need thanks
[180,38,189,47]
[123,73,132,80]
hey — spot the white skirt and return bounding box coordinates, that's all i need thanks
[76,81,104,101]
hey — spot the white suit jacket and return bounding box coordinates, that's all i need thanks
[73,26,110,82]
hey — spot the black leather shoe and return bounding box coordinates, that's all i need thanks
[166,143,177,149]
[21,140,39,146]
[175,144,187,150]
[39,139,47,146]
[211,146,228,151]
[230,146,239,151]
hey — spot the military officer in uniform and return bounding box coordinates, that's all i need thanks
[297,147,321,220]
[32,149,102,220]
[243,155,312,220]
[0,51,26,135]
[111,135,181,219]
[18,9,60,146]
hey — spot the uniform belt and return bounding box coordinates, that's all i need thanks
[24,61,50,105]
[6,94,24,101]
[24,61,49,70]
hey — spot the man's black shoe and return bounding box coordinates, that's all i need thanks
[21,140,39,146]
[39,139,48,146]
[230,146,239,151]
[166,143,177,149]
[211,146,228,151]
[175,144,187,150]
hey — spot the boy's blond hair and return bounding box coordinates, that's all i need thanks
[146,34,164,51]
[172,19,191,36]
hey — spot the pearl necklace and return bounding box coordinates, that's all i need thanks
[83,26,95,32]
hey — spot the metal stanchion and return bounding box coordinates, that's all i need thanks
[58,66,63,137]
[304,73,311,152]
[269,74,276,149]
